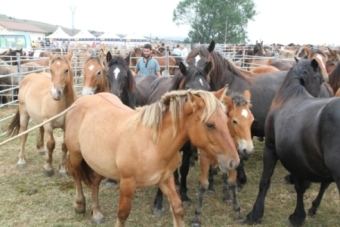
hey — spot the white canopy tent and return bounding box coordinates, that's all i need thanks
[72,29,96,43]
[98,31,123,45]
[46,26,71,41]
[123,33,149,48]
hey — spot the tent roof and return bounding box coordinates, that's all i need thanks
[46,26,71,39]
[99,31,121,39]
[123,33,148,41]
[73,29,96,39]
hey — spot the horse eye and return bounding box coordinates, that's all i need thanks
[232,119,238,125]
[96,71,101,77]
[205,123,215,129]
[65,69,69,73]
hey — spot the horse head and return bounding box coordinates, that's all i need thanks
[49,51,74,100]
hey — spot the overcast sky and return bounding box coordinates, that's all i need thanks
[1,0,338,45]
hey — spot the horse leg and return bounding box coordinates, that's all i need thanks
[287,177,309,226]
[225,170,243,221]
[153,187,165,217]
[236,159,247,190]
[115,177,136,227]
[190,148,198,166]
[245,146,278,224]
[179,146,193,207]
[192,152,210,227]
[222,173,232,203]
[308,182,331,216]
[91,171,105,224]
[59,132,68,176]
[159,175,184,227]
[17,111,29,168]
[69,150,86,214]
[43,124,55,176]
[174,168,180,188]
[36,126,47,155]
[207,165,215,193]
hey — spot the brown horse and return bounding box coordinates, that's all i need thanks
[64,88,239,226]
[7,51,76,176]
[81,50,108,95]
[192,90,254,226]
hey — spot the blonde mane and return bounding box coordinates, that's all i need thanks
[128,89,226,142]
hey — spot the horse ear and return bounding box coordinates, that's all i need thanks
[84,50,91,59]
[187,92,199,111]
[214,84,228,102]
[223,96,234,113]
[311,59,319,70]
[48,51,54,59]
[67,50,73,61]
[327,46,335,55]
[304,46,311,58]
[208,41,215,53]
[294,57,299,63]
[243,90,251,102]
[179,62,187,75]
[204,62,212,74]
[106,51,112,63]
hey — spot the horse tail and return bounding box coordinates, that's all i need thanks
[65,154,94,188]
[7,109,20,137]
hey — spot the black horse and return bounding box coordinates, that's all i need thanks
[245,59,340,227]
[106,52,136,109]
[134,74,158,107]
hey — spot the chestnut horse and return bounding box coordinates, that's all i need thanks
[7,51,76,176]
[64,88,239,226]
[192,90,254,226]
[81,50,108,96]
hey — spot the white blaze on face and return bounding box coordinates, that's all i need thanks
[241,109,248,118]
[88,65,94,71]
[199,78,203,86]
[195,55,201,66]
[316,54,326,69]
[114,68,120,80]
[56,61,61,66]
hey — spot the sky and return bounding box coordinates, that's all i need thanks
[1,0,338,45]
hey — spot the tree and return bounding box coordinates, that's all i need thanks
[173,0,257,44]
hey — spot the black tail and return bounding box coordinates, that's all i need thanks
[7,109,20,137]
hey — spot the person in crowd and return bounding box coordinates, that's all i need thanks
[136,44,161,76]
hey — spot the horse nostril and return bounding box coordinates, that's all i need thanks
[228,159,237,170]
[58,90,62,97]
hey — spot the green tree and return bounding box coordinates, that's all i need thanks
[173,0,257,44]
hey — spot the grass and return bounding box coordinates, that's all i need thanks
[0,115,339,226]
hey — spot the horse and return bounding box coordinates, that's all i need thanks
[250,65,280,74]
[147,61,211,104]
[0,48,25,65]
[106,52,136,109]
[244,41,272,70]
[134,74,158,106]
[64,88,239,226]
[244,59,340,227]
[81,50,108,96]
[7,51,76,176]
[328,60,340,96]
[185,40,331,194]
[191,90,254,226]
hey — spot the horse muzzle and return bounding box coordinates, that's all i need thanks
[217,154,239,173]
[50,86,64,100]
[237,139,254,159]
[82,87,95,96]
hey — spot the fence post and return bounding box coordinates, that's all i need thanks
[163,52,169,76]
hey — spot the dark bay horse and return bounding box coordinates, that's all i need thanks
[64,88,239,226]
[134,74,158,106]
[106,52,136,109]
[245,59,340,227]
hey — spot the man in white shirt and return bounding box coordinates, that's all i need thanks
[180,45,189,63]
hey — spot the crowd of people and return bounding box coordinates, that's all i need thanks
[154,43,189,62]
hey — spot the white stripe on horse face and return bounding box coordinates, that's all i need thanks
[114,67,120,80]
[195,55,201,67]
[199,78,203,86]
[316,54,326,69]
[56,61,61,66]
[88,65,94,71]
[241,109,248,118]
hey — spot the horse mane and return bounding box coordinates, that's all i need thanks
[271,60,314,109]
[170,66,210,91]
[108,55,136,92]
[128,90,226,142]
[226,90,252,107]
[328,62,340,92]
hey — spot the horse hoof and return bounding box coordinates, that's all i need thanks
[105,179,117,187]
[206,189,215,195]
[74,208,86,214]
[308,209,316,217]
[17,163,26,169]
[92,217,105,224]
[153,208,164,217]
[183,200,191,208]
[191,223,201,227]
[44,169,54,177]
[39,150,46,155]
[59,171,68,177]
[223,198,232,204]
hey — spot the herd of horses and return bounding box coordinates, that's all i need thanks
[2,40,340,226]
